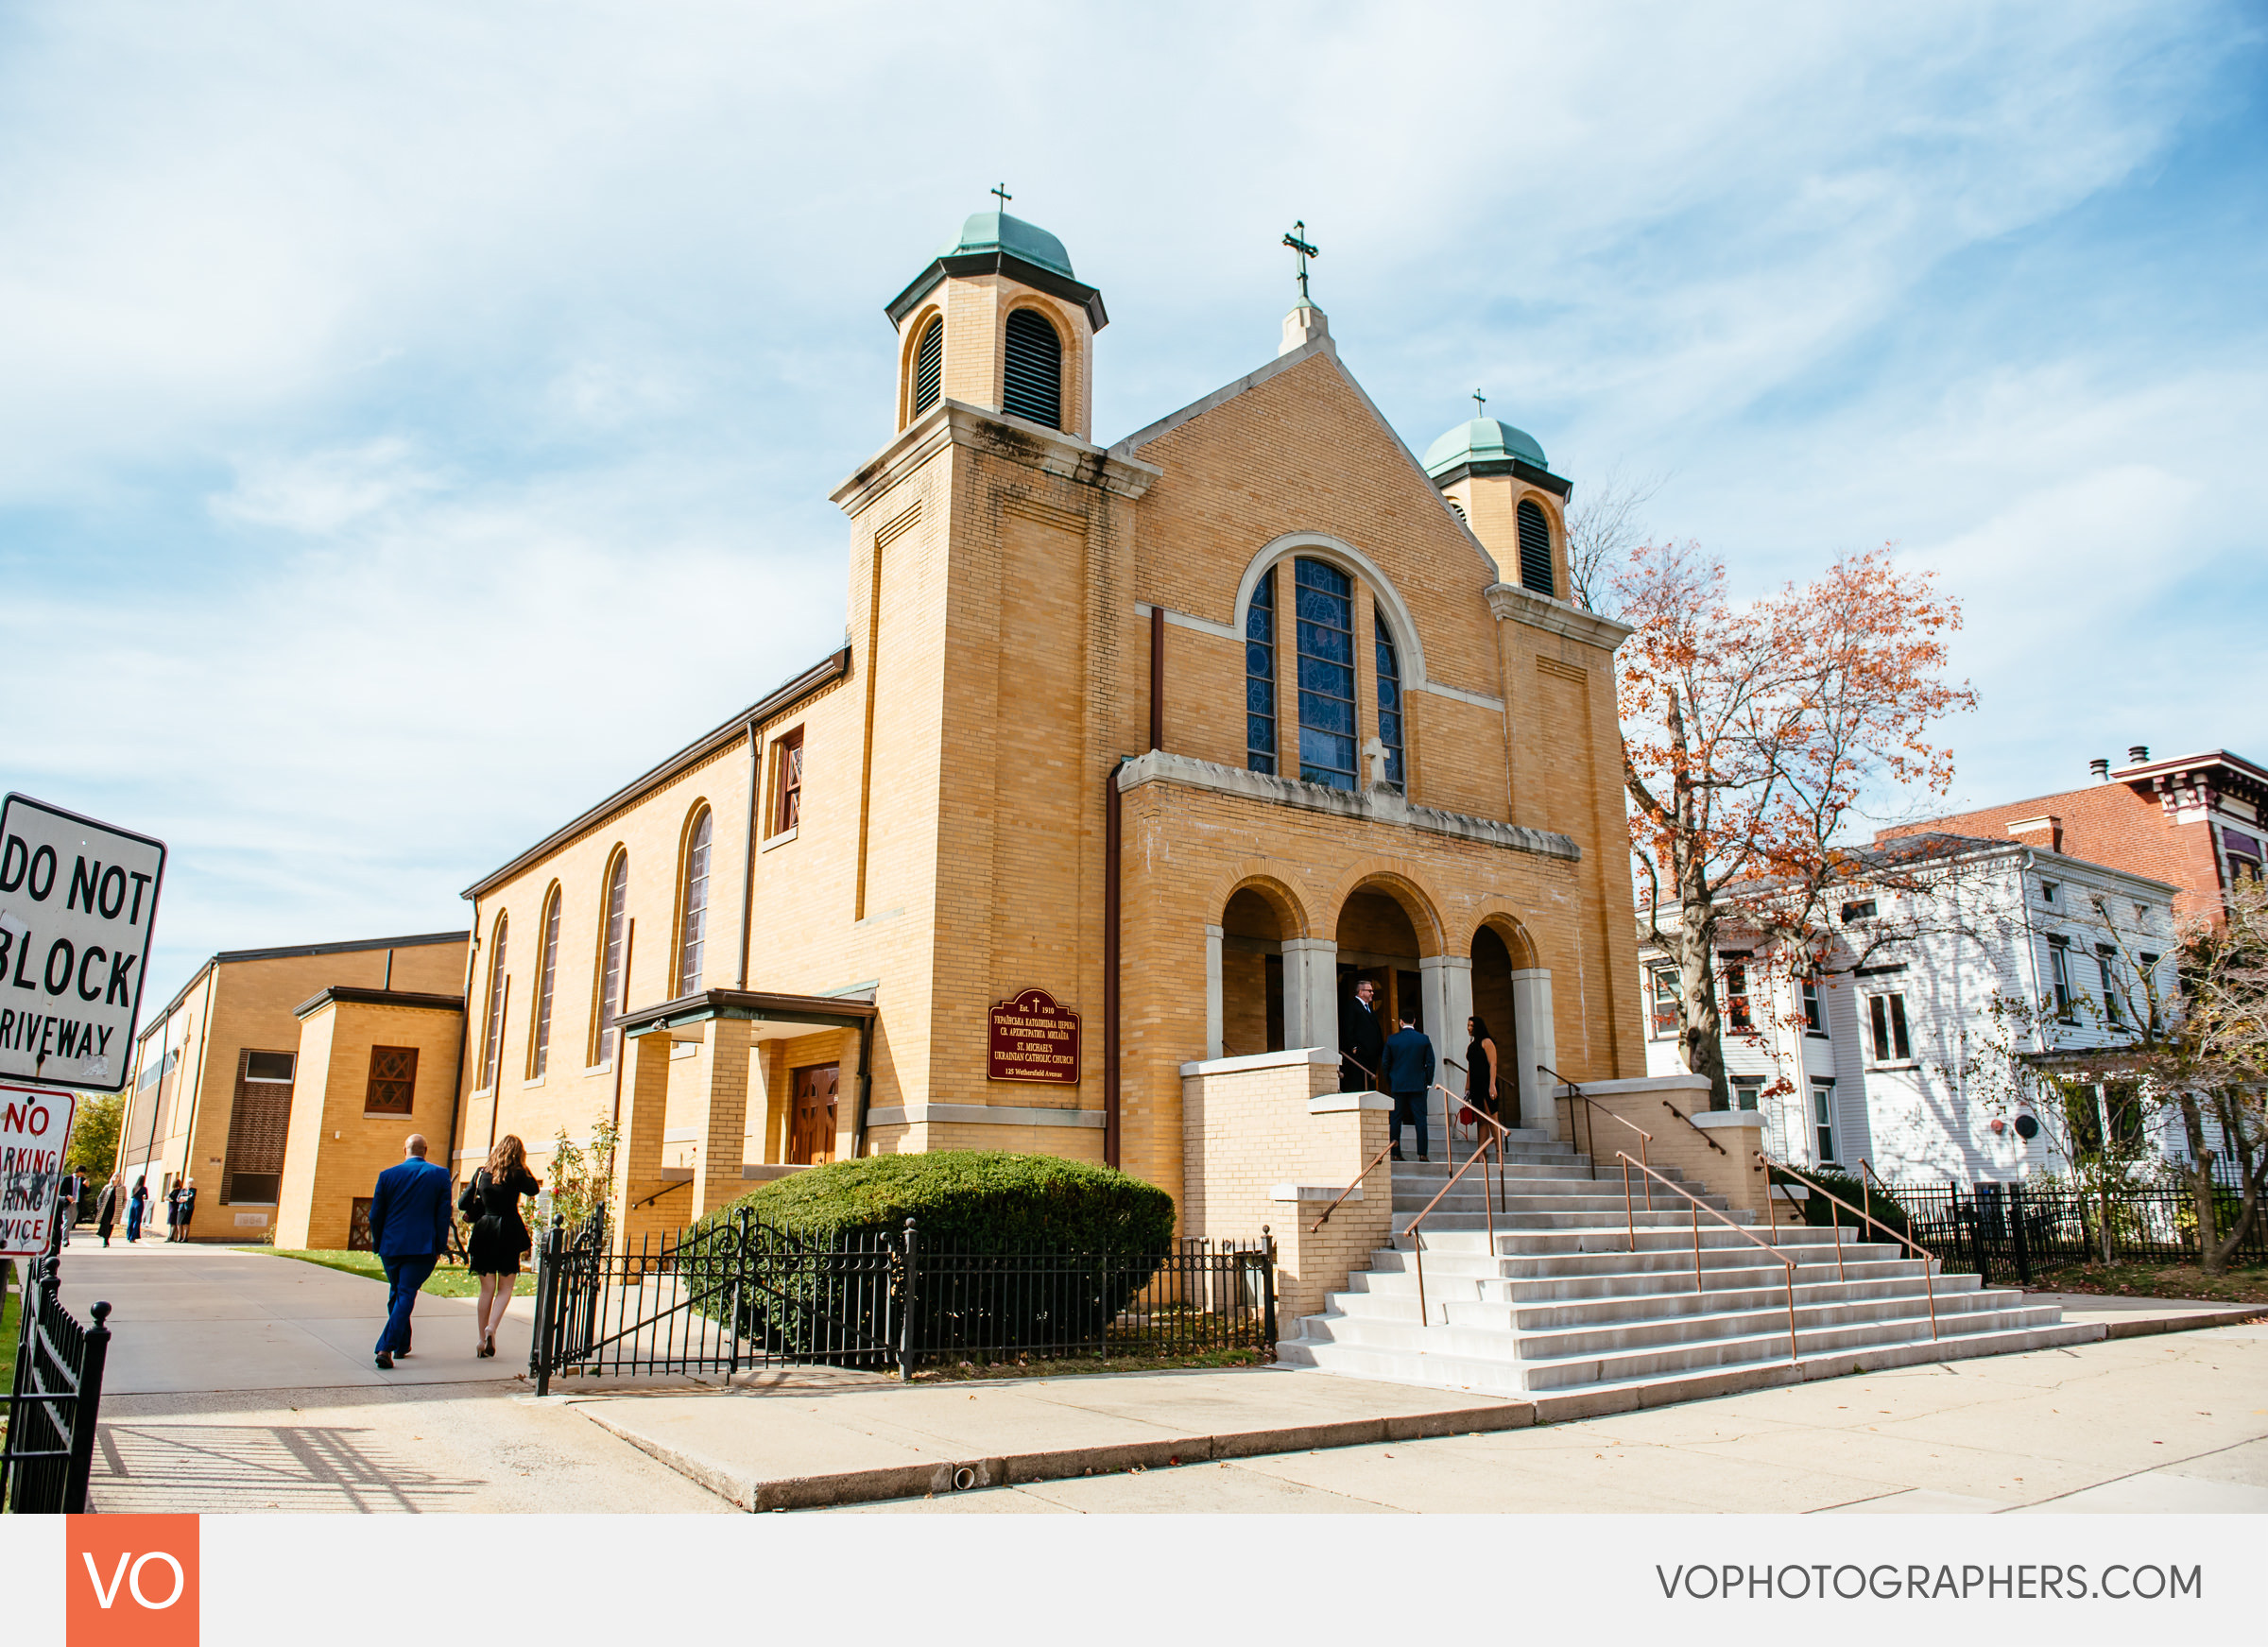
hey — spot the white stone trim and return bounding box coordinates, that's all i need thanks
[1135,602,1241,642]
[1270,1183,1362,1202]
[1118,749,1579,862]
[1688,1109,1766,1131]
[1310,1091,1395,1114]
[1547,1074,1711,1099]
[1486,582,1634,651]
[1230,532,1432,690]
[1179,1046,1336,1078]
[1412,679,1505,712]
[863,1102,1104,1129]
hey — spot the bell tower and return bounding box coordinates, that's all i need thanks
[1422,403,1572,600]
[885,195,1107,440]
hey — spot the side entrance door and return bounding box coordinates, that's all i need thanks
[788,1063,840,1164]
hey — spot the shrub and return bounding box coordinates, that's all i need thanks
[684,1152,1179,1364]
[1770,1164,1913,1241]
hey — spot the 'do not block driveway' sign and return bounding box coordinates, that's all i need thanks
[0,793,166,1092]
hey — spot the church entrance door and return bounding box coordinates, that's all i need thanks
[788,1063,839,1165]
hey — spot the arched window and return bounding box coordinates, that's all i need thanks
[1516,499,1555,597]
[1245,566,1278,775]
[1002,308,1062,429]
[677,809,713,998]
[911,317,943,418]
[1445,497,1468,524]
[529,886,560,1079]
[1375,614,1405,792]
[594,850,628,1064]
[477,913,508,1090]
[1294,558,1356,790]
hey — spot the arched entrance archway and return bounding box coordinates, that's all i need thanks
[1220,884,1288,1057]
[1467,914,1556,1138]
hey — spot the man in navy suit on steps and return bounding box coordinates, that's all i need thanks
[369,1134,455,1371]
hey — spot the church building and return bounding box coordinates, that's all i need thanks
[444,206,1649,1267]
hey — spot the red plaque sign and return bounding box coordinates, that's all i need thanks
[988,987,1082,1085]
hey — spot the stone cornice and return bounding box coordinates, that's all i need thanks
[1119,750,1579,862]
[1486,582,1634,651]
[832,400,1160,517]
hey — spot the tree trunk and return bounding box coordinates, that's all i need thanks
[1672,852,1733,1112]
[2207,1090,2262,1273]
[2174,1091,2222,1275]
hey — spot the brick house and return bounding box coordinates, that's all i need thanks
[443,206,1668,1299]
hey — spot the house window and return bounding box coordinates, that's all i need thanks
[1730,1076,1762,1112]
[1246,567,1278,775]
[594,850,628,1064]
[1002,307,1062,429]
[1721,954,1752,1033]
[1293,558,1357,790]
[1801,977,1825,1035]
[1812,1079,1838,1162]
[1867,992,1912,1063]
[366,1045,419,1116]
[1648,966,1681,1038]
[1374,613,1404,791]
[2139,952,2161,1024]
[244,1051,296,1083]
[2040,880,2059,905]
[1515,499,1555,597]
[530,886,560,1078]
[2048,937,2074,1020]
[773,729,805,835]
[677,809,713,998]
[911,317,942,417]
[477,914,508,1089]
[2095,945,2122,1026]
[1841,899,1877,922]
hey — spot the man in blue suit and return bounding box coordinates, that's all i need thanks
[1380,1011,1437,1163]
[368,1134,454,1370]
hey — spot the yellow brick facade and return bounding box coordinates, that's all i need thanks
[453,213,1647,1279]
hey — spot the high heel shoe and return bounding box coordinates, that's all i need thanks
[480,1334,495,1359]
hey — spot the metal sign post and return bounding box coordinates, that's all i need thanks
[0,794,166,1092]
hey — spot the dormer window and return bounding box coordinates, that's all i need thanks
[1003,308,1062,429]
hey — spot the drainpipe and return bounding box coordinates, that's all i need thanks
[737,719,761,988]
[1103,756,1127,1169]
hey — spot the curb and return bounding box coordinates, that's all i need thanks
[571,1397,1537,1512]
[2090,1305,2264,1340]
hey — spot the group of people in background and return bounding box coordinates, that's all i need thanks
[1338,975,1507,1163]
[52,1168,195,1245]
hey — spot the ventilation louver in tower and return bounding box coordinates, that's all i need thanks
[1003,308,1063,430]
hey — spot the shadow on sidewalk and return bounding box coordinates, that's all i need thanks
[93,1421,486,1514]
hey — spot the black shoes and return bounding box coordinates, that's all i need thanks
[374,1352,394,1369]
[1390,1149,1405,1161]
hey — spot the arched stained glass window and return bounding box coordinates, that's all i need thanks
[594,851,628,1065]
[1517,499,1555,597]
[1375,615,1405,792]
[912,318,942,417]
[478,914,508,1090]
[1246,567,1278,775]
[1003,308,1062,429]
[677,809,713,998]
[1294,558,1356,790]
[530,887,560,1079]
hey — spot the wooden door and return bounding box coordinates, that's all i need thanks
[788,1064,840,1165]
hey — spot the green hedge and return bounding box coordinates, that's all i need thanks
[1770,1164,1913,1241]
[693,1150,1177,1254]
[684,1152,1179,1364]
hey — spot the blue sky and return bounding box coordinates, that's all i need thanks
[3,1,2262,1010]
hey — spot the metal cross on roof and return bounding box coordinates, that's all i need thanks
[1281,219,1318,302]
[1473,390,1486,416]
[990,182,1013,210]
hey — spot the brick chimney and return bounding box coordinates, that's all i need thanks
[2010,815,2063,853]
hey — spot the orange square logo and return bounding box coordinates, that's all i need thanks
[67,1516,198,1647]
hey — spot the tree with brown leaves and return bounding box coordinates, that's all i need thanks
[1621,541,1975,1108]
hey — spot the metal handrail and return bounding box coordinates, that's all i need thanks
[1402,1098,1521,1324]
[1660,1099,1727,1155]
[1760,1152,1938,1341]
[1613,1150,1801,1367]
[1310,1137,1398,1233]
[1543,1065,1652,1204]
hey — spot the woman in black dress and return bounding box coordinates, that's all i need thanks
[466,1133,541,1359]
[1466,1015,1504,1128]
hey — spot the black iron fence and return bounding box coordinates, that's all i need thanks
[1892,1182,2268,1288]
[1,1256,113,1515]
[530,1210,1276,1394]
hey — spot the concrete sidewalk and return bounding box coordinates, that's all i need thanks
[49,1241,533,1393]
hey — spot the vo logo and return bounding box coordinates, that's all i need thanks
[67,1516,197,1646]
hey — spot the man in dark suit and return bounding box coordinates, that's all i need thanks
[1340,977,1386,1092]
[1381,1011,1437,1163]
[368,1134,454,1371]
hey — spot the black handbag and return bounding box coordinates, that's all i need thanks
[456,1170,486,1222]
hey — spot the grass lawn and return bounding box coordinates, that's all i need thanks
[2034,1259,2268,1308]
[0,1264,18,1398]
[256,1247,536,1299]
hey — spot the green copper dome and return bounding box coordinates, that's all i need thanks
[938,211,1075,280]
[1422,417,1548,478]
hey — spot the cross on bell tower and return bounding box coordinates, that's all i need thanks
[990,182,1012,210]
[1281,219,1318,302]
[1276,218,1332,358]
